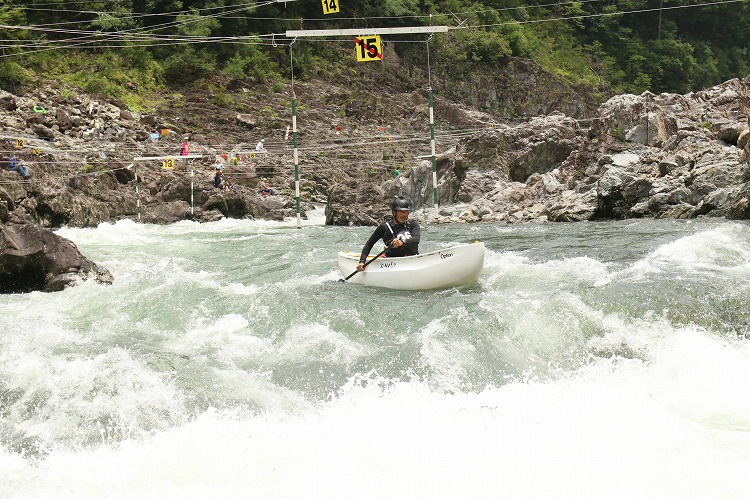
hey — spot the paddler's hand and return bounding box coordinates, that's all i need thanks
[356,263,365,272]
[391,238,404,248]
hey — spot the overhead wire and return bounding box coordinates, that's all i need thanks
[2,0,743,55]
[1,1,284,55]
[1,0,744,186]
[463,0,747,29]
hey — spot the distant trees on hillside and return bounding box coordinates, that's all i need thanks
[1,0,748,95]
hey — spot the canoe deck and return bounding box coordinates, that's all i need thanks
[337,242,485,290]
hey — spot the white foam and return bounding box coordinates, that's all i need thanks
[8,337,750,499]
[5,219,750,498]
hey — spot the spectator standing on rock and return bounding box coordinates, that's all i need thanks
[213,167,224,189]
[93,116,104,138]
[180,139,189,156]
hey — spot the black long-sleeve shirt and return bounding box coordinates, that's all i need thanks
[359,219,421,263]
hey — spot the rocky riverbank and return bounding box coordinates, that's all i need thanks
[1,74,749,292]
[327,76,750,224]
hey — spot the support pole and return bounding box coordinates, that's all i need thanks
[279,27,449,219]
[293,98,301,229]
[190,161,195,216]
[428,88,438,211]
[134,162,141,222]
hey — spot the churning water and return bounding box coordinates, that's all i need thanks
[2,209,750,498]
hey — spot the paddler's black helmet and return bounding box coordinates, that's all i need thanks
[391,196,410,211]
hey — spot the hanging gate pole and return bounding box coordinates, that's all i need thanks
[190,161,195,216]
[290,41,302,229]
[429,88,438,210]
[293,98,301,229]
[427,41,439,211]
[134,162,141,222]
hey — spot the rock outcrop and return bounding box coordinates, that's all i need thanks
[325,76,750,225]
[1,85,308,229]
[0,213,113,293]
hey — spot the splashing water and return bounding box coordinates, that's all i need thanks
[2,215,750,498]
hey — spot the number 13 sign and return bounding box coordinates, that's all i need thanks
[355,36,382,62]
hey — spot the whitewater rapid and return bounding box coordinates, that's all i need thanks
[2,215,750,498]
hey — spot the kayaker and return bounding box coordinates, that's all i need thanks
[356,196,420,272]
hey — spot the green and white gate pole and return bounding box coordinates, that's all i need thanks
[190,162,195,216]
[428,88,438,211]
[292,97,301,229]
[134,162,141,222]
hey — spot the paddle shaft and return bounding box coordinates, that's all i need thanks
[342,246,389,281]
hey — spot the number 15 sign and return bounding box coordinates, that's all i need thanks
[355,35,382,62]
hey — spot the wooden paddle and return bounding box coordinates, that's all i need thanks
[340,246,390,282]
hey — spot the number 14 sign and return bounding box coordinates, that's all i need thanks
[355,35,382,62]
[322,0,339,14]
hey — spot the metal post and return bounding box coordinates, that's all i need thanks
[293,98,301,228]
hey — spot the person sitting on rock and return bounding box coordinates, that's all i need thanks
[258,178,274,196]
[8,154,30,180]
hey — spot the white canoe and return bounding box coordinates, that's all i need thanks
[338,241,485,290]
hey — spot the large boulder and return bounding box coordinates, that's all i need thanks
[0,214,113,293]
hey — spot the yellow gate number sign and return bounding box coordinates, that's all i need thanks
[355,35,382,62]
[322,0,339,14]
[162,158,175,169]
[15,138,24,148]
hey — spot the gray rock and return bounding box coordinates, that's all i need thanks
[0,214,112,293]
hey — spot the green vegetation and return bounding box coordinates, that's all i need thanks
[1,0,748,100]
[81,163,103,174]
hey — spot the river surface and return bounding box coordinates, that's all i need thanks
[2,210,750,498]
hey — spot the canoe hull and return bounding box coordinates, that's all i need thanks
[337,242,485,290]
